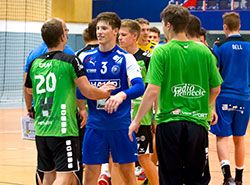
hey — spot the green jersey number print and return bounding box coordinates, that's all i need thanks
[35,72,56,117]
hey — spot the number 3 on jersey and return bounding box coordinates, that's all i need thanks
[35,72,56,94]
[100,62,108,74]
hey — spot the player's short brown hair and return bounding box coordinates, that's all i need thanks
[96,12,121,29]
[83,19,97,43]
[160,4,190,33]
[186,15,201,38]
[41,18,64,48]
[149,27,160,37]
[223,12,240,31]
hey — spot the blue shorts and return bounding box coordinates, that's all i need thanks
[210,96,250,136]
[82,128,138,164]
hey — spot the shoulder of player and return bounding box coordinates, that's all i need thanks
[192,41,209,49]
[64,44,75,55]
[134,48,151,61]
[77,48,98,61]
[114,46,135,61]
[150,42,169,54]
[75,44,99,56]
[56,52,79,65]
[28,44,47,60]
[215,35,247,48]
[39,51,77,64]
[190,41,215,56]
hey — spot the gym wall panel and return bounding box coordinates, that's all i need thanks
[0,0,51,21]
[52,0,92,23]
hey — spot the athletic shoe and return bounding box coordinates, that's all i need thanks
[135,166,143,177]
[222,177,236,185]
[98,174,111,185]
[137,171,147,181]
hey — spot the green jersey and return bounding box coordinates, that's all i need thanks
[132,49,152,126]
[25,51,85,136]
[146,40,223,130]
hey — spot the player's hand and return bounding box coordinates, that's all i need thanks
[210,109,218,125]
[79,109,88,128]
[128,120,140,142]
[100,81,116,92]
[104,92,126,114]
[27,107,35,119]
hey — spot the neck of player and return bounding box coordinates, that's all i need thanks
[48,43,65,52]
[227,30,240,37]
[125,44,139,55]
[171,32,189,42]
[99,40,116,52]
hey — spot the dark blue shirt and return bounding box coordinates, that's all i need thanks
[213,35,250,101]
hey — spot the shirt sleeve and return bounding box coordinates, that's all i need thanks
[24,50,34,73]
[145,46,164,86]
[125,53,142,81]
[71,56,86,79]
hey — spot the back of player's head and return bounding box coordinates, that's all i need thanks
[135,18,149,25]
[83,19,97,43]
[149,27,160,37]
[96,12,121,29]
[223,12,240,31]
[186,15,201,38]
[160,4,190,33]
[121,19,141,39]
[41,18,65,48]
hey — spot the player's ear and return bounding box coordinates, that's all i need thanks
[60,33,66,42]
[113,28,119,36]
[60,34,64,42]
[132,32,139,41]
[223,24,228,32]
[166,22,172,31]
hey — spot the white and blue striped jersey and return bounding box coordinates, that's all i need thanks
[78,45,142,130]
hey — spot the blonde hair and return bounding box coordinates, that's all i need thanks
[121,19,141,39]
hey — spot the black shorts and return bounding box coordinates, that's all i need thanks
[136,125,153,155]
[156,121,210,185]
[36,136,81,173]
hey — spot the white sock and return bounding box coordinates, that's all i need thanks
[236,166,244,170]
[101,163,110,177]
[221,160,230,167]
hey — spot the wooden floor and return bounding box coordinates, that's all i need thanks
[0,109,249,185]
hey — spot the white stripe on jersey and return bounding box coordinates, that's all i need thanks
[77,49,98,61]
[123,53,142,81]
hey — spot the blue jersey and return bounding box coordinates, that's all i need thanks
[24,42,75,72]
[78,45,142,130]
[213,35,250,101]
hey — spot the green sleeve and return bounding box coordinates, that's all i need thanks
[145,46,165,86]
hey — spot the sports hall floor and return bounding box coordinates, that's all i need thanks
[0,109,249,185]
